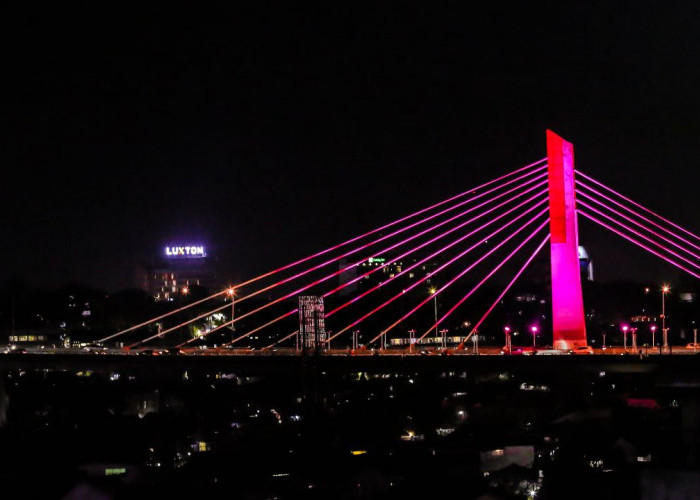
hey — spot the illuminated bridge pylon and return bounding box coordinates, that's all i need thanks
[546,130,587,350]
[98,129,700,354]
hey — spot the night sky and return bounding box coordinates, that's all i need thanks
[3,3,700,292]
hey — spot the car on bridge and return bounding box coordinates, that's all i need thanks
[573,346,594,355]
[500,346,535,355]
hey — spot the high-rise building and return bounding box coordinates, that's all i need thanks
[140,244,218,301]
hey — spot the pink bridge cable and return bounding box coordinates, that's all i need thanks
[97,289,230,344]
[134,180,548,349]
[417,220,550,341]
[229,158,546,287]
[222,309,300,348]
[128,300,234,348]
[357,208,550,346]
[578,209,700,280]
[219,175,547,324]
[575,173,700,252]
[325,194,549,318]
[105,159,546,345]
[577,190,700,262]
[215,191,548,350]
[263,330,298,350]
[140,176,550,348]
[577,199,700,271]
[176,308,300,349]
[456,234,550,345]
[124,174,547,348]
[229,168,549,308]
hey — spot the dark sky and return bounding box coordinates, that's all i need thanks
[3,3,700,292]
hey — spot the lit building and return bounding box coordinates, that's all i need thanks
[578,246,594,281]
[140,244,218,301]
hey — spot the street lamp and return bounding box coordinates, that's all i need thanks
[530,325,538,348]
[622,325,629,350]
[662,284,670,348]
[504,326,511,353]
[226,287,236,339]
[650,325,657,347]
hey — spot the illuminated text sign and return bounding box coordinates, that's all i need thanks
[165,245,206,258]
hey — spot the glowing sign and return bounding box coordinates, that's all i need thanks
[165,245,206,258]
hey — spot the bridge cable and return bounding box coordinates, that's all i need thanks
[128,177,549,348]
[414,219,550,342]
[213,192,549,350]
[454,233,550,348]
[576,190,700,263]
[349,208,550,345]
[577,209,700,280]
[576,173,700,252]
[577,199,700,271]
[100,159,545,344]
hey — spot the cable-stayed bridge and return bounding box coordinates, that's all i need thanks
[91,130,700,356]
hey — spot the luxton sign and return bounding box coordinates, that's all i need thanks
[165,245,206,258]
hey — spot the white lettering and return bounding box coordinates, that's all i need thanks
[165,245,206,258]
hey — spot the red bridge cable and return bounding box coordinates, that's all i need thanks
[577,199,700,271]
[355,208,550,346]
[416,220,550,342]
[576,190,700,261]
[228,169,548,307]
[577,209,700,280]
[456,234,550,347]
[575,172,700,250]
[211,191,548,350]
[131,177,550,347]
[102,160,546,344]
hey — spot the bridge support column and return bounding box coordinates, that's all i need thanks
[547,130,587,350]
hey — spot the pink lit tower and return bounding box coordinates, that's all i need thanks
[547,130,588,350]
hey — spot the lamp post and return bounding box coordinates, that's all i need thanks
[622,325,629,351]
[531,325,538,348]
[650,325,657,347]
[227,287,236,335]
[504,326,511,353]
[662,285,670,348]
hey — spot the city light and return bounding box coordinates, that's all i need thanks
[662,284,670,349]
